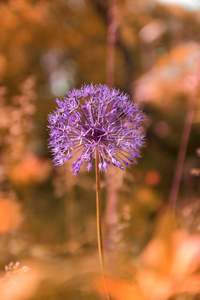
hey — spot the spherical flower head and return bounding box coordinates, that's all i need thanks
[47,84,145,175]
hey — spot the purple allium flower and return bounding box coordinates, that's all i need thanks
[48,84,145,175]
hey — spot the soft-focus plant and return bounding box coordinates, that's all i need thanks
[0,261,39,300]
[134,42,200,107]
[95,213,200,300]
[0,76,37,188]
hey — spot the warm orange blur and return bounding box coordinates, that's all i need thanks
[0,197,23,233]
[0,0,200,299]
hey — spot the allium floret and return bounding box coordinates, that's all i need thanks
[48,84,145,175]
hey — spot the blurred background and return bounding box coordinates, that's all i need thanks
[0,0,200,299]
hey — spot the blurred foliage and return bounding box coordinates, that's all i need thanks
[0,0,200,299]
[96,213,200,300]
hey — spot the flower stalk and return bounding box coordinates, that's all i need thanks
[95,148,110,300]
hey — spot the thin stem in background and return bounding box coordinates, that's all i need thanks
[169,81,199,214]
[95,148,110,300]
[106,0,117,87]
[105,0,119,245]
[90,0,133,93]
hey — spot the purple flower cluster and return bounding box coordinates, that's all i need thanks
[48,84,145,175]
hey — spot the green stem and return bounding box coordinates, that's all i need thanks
[95,148,110,300]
